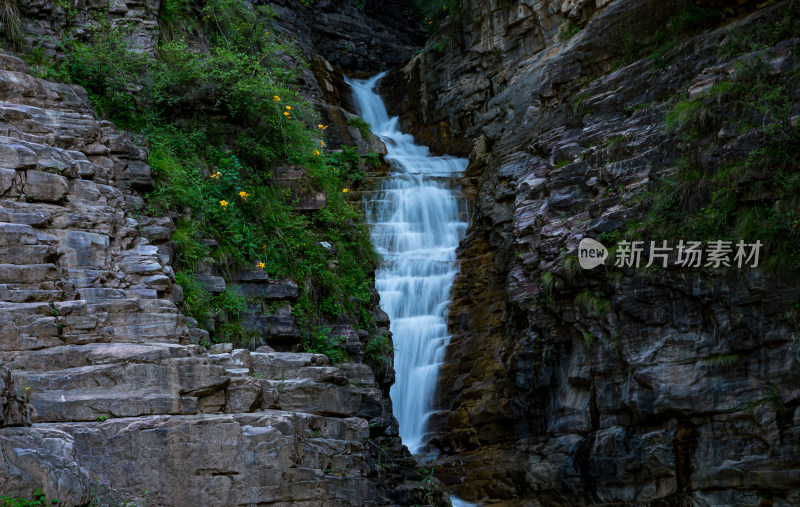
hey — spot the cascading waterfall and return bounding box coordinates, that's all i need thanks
[346,73,468,455]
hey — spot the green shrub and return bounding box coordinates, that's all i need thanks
[575,290,611,316]
[364,335,394,373]
[346,116,372,139]
[563,254,580,284]
[633,58,800,272]
[719,3,800,58]
[410,0,464,31]
[47,0,381,347]
[559,21,581,41]
[540,271,555,296]
[61,16,151,126]
[329,145,367,186]
[363,151,382,168]
[175,272,213,324]
[621,2,720,66]
[302,327,347,364]
[665,99,717,138]
[1,489,58,506]
[707,354,740,371]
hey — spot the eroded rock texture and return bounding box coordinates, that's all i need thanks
[0,49,435,506]
[270,0,426,74]
[385,0,800,505]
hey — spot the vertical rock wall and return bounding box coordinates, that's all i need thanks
[384,0,800,505]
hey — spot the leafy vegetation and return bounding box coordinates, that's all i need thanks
[622,1,721,66]
[1,490,58,506]
[707,353,740,371]
[24,0,380,352]
[364,334,394,374]
[719,1,800,58]
[417,456,440,505]
[426,35,452,54]
[633,50,800,272]
[559,21,581,41]
[575,290,611,316]
[302,327,347,364]
[562,254,580,284]
[410,0,463,33]
[743,385,784,412]
[346,115,372,138]
[540,271,555,296]
[665,99,717,139]
[0,0,23,50]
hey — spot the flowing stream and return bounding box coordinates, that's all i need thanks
[346,73,468,455]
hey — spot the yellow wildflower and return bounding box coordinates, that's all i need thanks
[210,171,222,179]
[342,188,350,193]
[284,111,291,118]
[219,200,228,208]
[239,191,250,201]
[273,95,280,102]
[257,262,266,269]
[318,124,328,130]
[286,105,292,110]
[320,141,325,147]
[314,149,321,156]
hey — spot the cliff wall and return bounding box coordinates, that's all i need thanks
[385,0,800,504]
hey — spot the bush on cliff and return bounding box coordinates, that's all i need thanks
[636,42,800,272]
[44,0,378,351]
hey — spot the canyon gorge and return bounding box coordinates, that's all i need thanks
[1,0,799,506]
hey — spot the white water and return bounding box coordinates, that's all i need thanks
[347,73,468,455]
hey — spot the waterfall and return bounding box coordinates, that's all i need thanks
[346,73,468,455]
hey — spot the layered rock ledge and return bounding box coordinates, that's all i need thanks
[0,53,425,506]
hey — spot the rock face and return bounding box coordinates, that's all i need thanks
[385,0,800,505]
[271,0,426,74]
[0,51,434,505]
[12,0,160,55]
